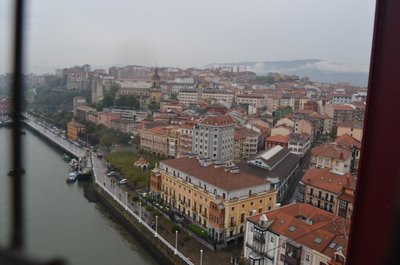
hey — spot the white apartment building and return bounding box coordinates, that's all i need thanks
[288,133,311,158]
[244,203,348,265]
[237,94,267,109]
[178,89,199,106]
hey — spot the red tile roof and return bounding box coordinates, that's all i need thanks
[234,127,260,141]
[161,157,269,191]
[334,133,361,149]
[266,135,289,144]
[301,168,353,194]
[311,143,352,160]
[134,157,149,166]
[247,203,350,257]
[198,115,235,126]
[332,105,355,111]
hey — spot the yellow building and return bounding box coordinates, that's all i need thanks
[151,157,277,243]
[67,118,86,141]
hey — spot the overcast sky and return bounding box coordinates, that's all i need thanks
[0,0,376,74]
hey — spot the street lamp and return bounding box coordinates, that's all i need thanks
[155,215,158,237]
[139,202,142,223]
[174,230,178,254]
[125,191,128,210]
[200,249,203,265]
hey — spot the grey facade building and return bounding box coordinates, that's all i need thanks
[192,115,235,163]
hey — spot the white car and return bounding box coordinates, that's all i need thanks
[107,171,117,177]
[118,179,128,185]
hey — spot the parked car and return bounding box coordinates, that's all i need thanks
[107,171,117,177]
[118,179,128,185]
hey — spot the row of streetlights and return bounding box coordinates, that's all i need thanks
[105,172,205,265]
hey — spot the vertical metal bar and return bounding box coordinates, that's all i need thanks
[10,0,25,250]
[346,0,400,264]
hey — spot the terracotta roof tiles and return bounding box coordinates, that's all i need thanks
[161,157,269,191]
[301,168,352,194]
[198,115,235,126]
[247,203,350,257]
[266,135,289,143]
[334,133,361,149]
[311,143,352,160]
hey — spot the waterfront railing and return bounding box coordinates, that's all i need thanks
[92,154,194,265]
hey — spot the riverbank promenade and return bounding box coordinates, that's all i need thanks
[23,114,86,158]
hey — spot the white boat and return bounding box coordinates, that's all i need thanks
[66,171,78,183]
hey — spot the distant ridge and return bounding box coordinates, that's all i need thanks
[206,59,369,86]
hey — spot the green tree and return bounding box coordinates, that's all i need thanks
[115,95,140,109]
[102,94,114,108]
[100,132,116,149]
[330,126,338,140]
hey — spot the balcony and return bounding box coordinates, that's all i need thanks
[281,255,301,265]
[253,235,266,244]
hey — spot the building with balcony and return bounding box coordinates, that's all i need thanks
[138,123,179,157]
[177,125,194,157]
[234,127,261,162]
[244,203,349,265]
[310,143,352,174]
[334,133,362,172]
[288,133,311,158]
[299,168,356,219]
[150,156,277,244]
[325,105,355,126]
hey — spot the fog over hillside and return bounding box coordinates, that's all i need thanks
[207,59,369,86]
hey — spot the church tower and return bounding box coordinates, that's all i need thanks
[149,67,162,104]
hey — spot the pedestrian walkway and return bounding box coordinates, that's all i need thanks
[91,154,243,265]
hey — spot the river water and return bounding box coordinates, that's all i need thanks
[0,127,158,265]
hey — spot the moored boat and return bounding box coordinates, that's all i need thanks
[66,171,78,183]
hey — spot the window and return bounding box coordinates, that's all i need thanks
[305,253,310,262]
[240,213,245,223]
